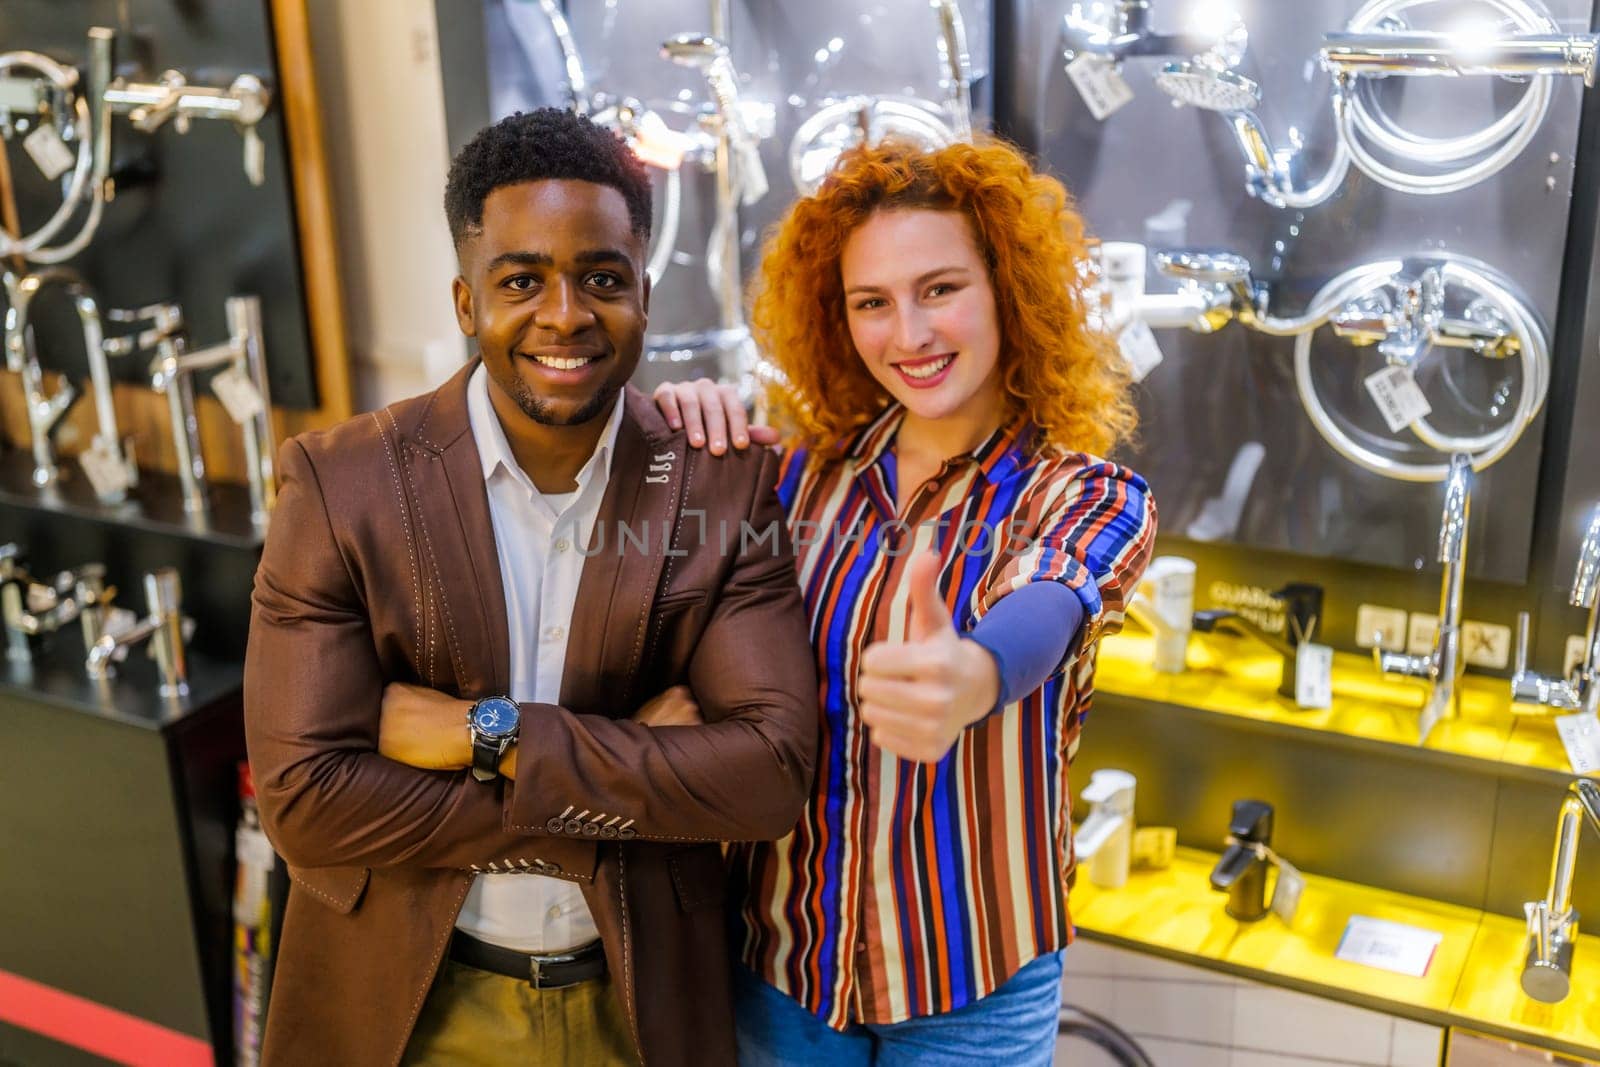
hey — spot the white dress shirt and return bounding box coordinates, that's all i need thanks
[455,364,623,952]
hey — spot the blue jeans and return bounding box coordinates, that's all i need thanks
[733,952,1063,1066]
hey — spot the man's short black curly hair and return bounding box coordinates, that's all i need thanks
[444,108,652,250]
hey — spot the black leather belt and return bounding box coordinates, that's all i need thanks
[449,931,607,989]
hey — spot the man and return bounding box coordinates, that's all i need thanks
[244,109,817,1066]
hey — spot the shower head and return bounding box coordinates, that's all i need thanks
[661,33,728,69]
[1155,61,1260,111]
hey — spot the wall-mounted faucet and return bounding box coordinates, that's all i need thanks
[86,568,188,697]
[1374,454,1472,741]
[1512,505,1600,717]
[143,296,276,528]
[1521,779,1600,1003]
[1329,268,1520,364]
[1,561,106,665]
[1210,798,1276,922]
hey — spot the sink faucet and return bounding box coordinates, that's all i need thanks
[1191,583,1324,700]
[1521,779,1600,1003]
[3,271,80,489]
[1374,453,1472,742]
[3,268,139,501]
[1511,504,1600,717]
[145,296,277,529]
[86,568,189,697]
[1210,798,1276,921]
[1,563,98,664]
[1062,0,1227,63]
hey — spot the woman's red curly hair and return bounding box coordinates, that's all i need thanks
[753,136,1137,457]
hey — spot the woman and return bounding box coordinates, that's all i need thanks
[655,137,1156,1065]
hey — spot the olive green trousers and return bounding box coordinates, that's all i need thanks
[401,957,634,1065]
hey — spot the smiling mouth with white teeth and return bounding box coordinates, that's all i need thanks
[896,353,955,379]
[524,350,604,371]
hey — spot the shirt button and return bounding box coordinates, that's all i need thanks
[544,626,565,642]
[555,538,571,553]
[547,905,562,920]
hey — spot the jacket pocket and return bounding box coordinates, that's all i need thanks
[287,863,370,914]
[668,844,727,912]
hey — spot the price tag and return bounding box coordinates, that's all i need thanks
[1554,712,1600,775]
[1335,915,1443,978]
[212,366,265,425]
[1295,642,1334,709]
[1363,365,1432,433]
[1271,857,1306,925]
[236,824,277,871]
[1118,320,1164,382]
[1066,55,1134,121]
[78,440,131,501]
[23,124,75,181]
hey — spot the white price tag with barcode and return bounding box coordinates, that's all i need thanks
[212,366,265,425]
[1336,915,1443,977]
[1118,320,1164,382]
[1066,55,1134,121]
[1554,712,1600,775]
[23,124,75,181]
[78,440,131,500]
[1363,365,1432,433]
[1295,642,1334,710]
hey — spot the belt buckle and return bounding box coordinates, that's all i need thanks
[529,956,543,990]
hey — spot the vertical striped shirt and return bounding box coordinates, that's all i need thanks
[732,403,1156,1028]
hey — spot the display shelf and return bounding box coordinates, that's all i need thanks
[0,448,265,551]
[1096,631,1583,785]
[1071,846,1600,1061]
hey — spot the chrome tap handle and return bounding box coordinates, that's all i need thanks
[144,568,188,698]
[1571,506,1600,610]
[1510,611,1580,710]
[1375,646,1432,679]
[127,70,186,132]
[1515,610,1531,678]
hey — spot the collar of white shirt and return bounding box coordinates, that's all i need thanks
[465,362,625,504]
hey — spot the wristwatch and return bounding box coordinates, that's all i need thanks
[467,696,521,782]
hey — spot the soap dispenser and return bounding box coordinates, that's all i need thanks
[1209,799,1276,921]
[1075,769,1137,889]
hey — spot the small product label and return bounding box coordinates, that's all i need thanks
[23,124,75,181]
[1271,857,1306,925]
[1461,620,1511,670]
[1407,612,1440,657]
[212,366,265,425]
[1364,365,1432,433]
[1355,604,1408,651]
[1295,642,1334,709]
[78,440,131,500]
[1118,320,1164,382]
[1066,55,1135,121]
[1554,712,1600,775]
[1335,915,1443,978]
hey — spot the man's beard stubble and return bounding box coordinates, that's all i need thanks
[505,371,618,427]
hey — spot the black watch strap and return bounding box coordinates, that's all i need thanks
[471,735,507,782]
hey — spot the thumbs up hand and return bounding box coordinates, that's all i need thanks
[857,552,1002,764]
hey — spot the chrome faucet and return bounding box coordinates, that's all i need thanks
[145,296,276,529]
[1512,505,1600,717]
[86,568,189,697]
[3,271,79,488]
[1521,779,1600,1003]
[0,543,29,664]
[2,268,139,501]
[1,562,100,664]
[1375,453,1472,742]
[1062,0,1227,63]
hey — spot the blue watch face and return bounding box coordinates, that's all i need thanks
[471,697,520,739]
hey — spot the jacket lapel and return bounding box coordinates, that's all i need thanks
[560,387,685,717]
[399,362,510,698]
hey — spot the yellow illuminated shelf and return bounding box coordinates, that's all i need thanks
[1071,847,1600,1059]
[1096,631,1580,777]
